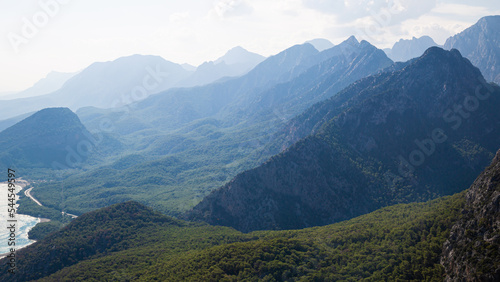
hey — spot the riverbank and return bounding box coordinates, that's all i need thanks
[0,180,50,256]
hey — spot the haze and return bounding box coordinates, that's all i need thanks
[1,0,499,92]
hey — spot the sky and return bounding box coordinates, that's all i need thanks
[1,0,499,92]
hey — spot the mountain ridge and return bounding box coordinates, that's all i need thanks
[444,15,500,84]
[186,46,500,232]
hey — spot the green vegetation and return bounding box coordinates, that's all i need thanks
[0,191,465,281]
[17,192,73,223]
[28,221,64,240]
[29,118,284,217]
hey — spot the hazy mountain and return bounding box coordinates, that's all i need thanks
[0,111,34,132]
[384,36,438,62]
[178,46,265,87]
[219,36,393,125]
[0,55,192,120]
[78,43,321,134]
[214,46,265,66]
[444,15,500,84]
[181,63,197,71]
[187,47,500,232]
[33,37,393,218]
[441,149,500,281]
[0,108,93,169]
[306,38,335,51]
[0,91,16,98]
[1,71,77,100]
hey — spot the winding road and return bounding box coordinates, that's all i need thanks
[24,187,42,206]
[24,187,78,219]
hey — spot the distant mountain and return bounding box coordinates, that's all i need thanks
[214,46,265,66]
[187,47,500,232]
[0,55,192,120]
[78,43,321,134]
[181,63,197,71]
[0,108,93,169]
[0,111,34,132]
[178,46,265,87]
[441,149,500,281]
[305,38,335,51]
[384,36,438,62]
[444,15,500,84]
[1,71,77,100]
[220,36,393,126]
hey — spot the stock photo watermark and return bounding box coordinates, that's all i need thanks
[390,77,495,182]
[8,0,72,54]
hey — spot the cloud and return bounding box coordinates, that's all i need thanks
[210,0,254,19]
[169,12,190,23]
[303,0,438,25]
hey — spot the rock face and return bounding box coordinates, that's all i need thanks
[444,15,500,84]
[384,36,438,62]
[441,150,500,281]
[186,47,500,232]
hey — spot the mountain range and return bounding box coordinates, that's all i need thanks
[0,47,265,121]
[384,35,438,62]
[19,36,395,218]
[186,47,500,232]
[0,71,77,100]
[0,14,499,281]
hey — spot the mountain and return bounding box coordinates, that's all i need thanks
[0,201,252,282]
[78,43,321,134]
[215,46,265,66]
[178,46,265,87]
[79,37,390,135]
[32,38,394,218]
[6,153,500,280]
[186,47,500,232]
[444,15,500,84]
[0,108,96,169]
[0,185,468,280]
[305,38,335,51]
[384,36,438,62]
[221,37,393,126]
[441,149,500,281]
[0,111,34,133]
[1,71,77,100]
[0,55,192,120]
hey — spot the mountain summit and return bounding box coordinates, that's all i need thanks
[444,15,500,84]
[384,35,438,62]
[0,108,93,169]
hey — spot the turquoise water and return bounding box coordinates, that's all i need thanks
[0,183,39,254]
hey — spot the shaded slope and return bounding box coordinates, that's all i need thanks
[0,108,93,169]
[187,47,500,232]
